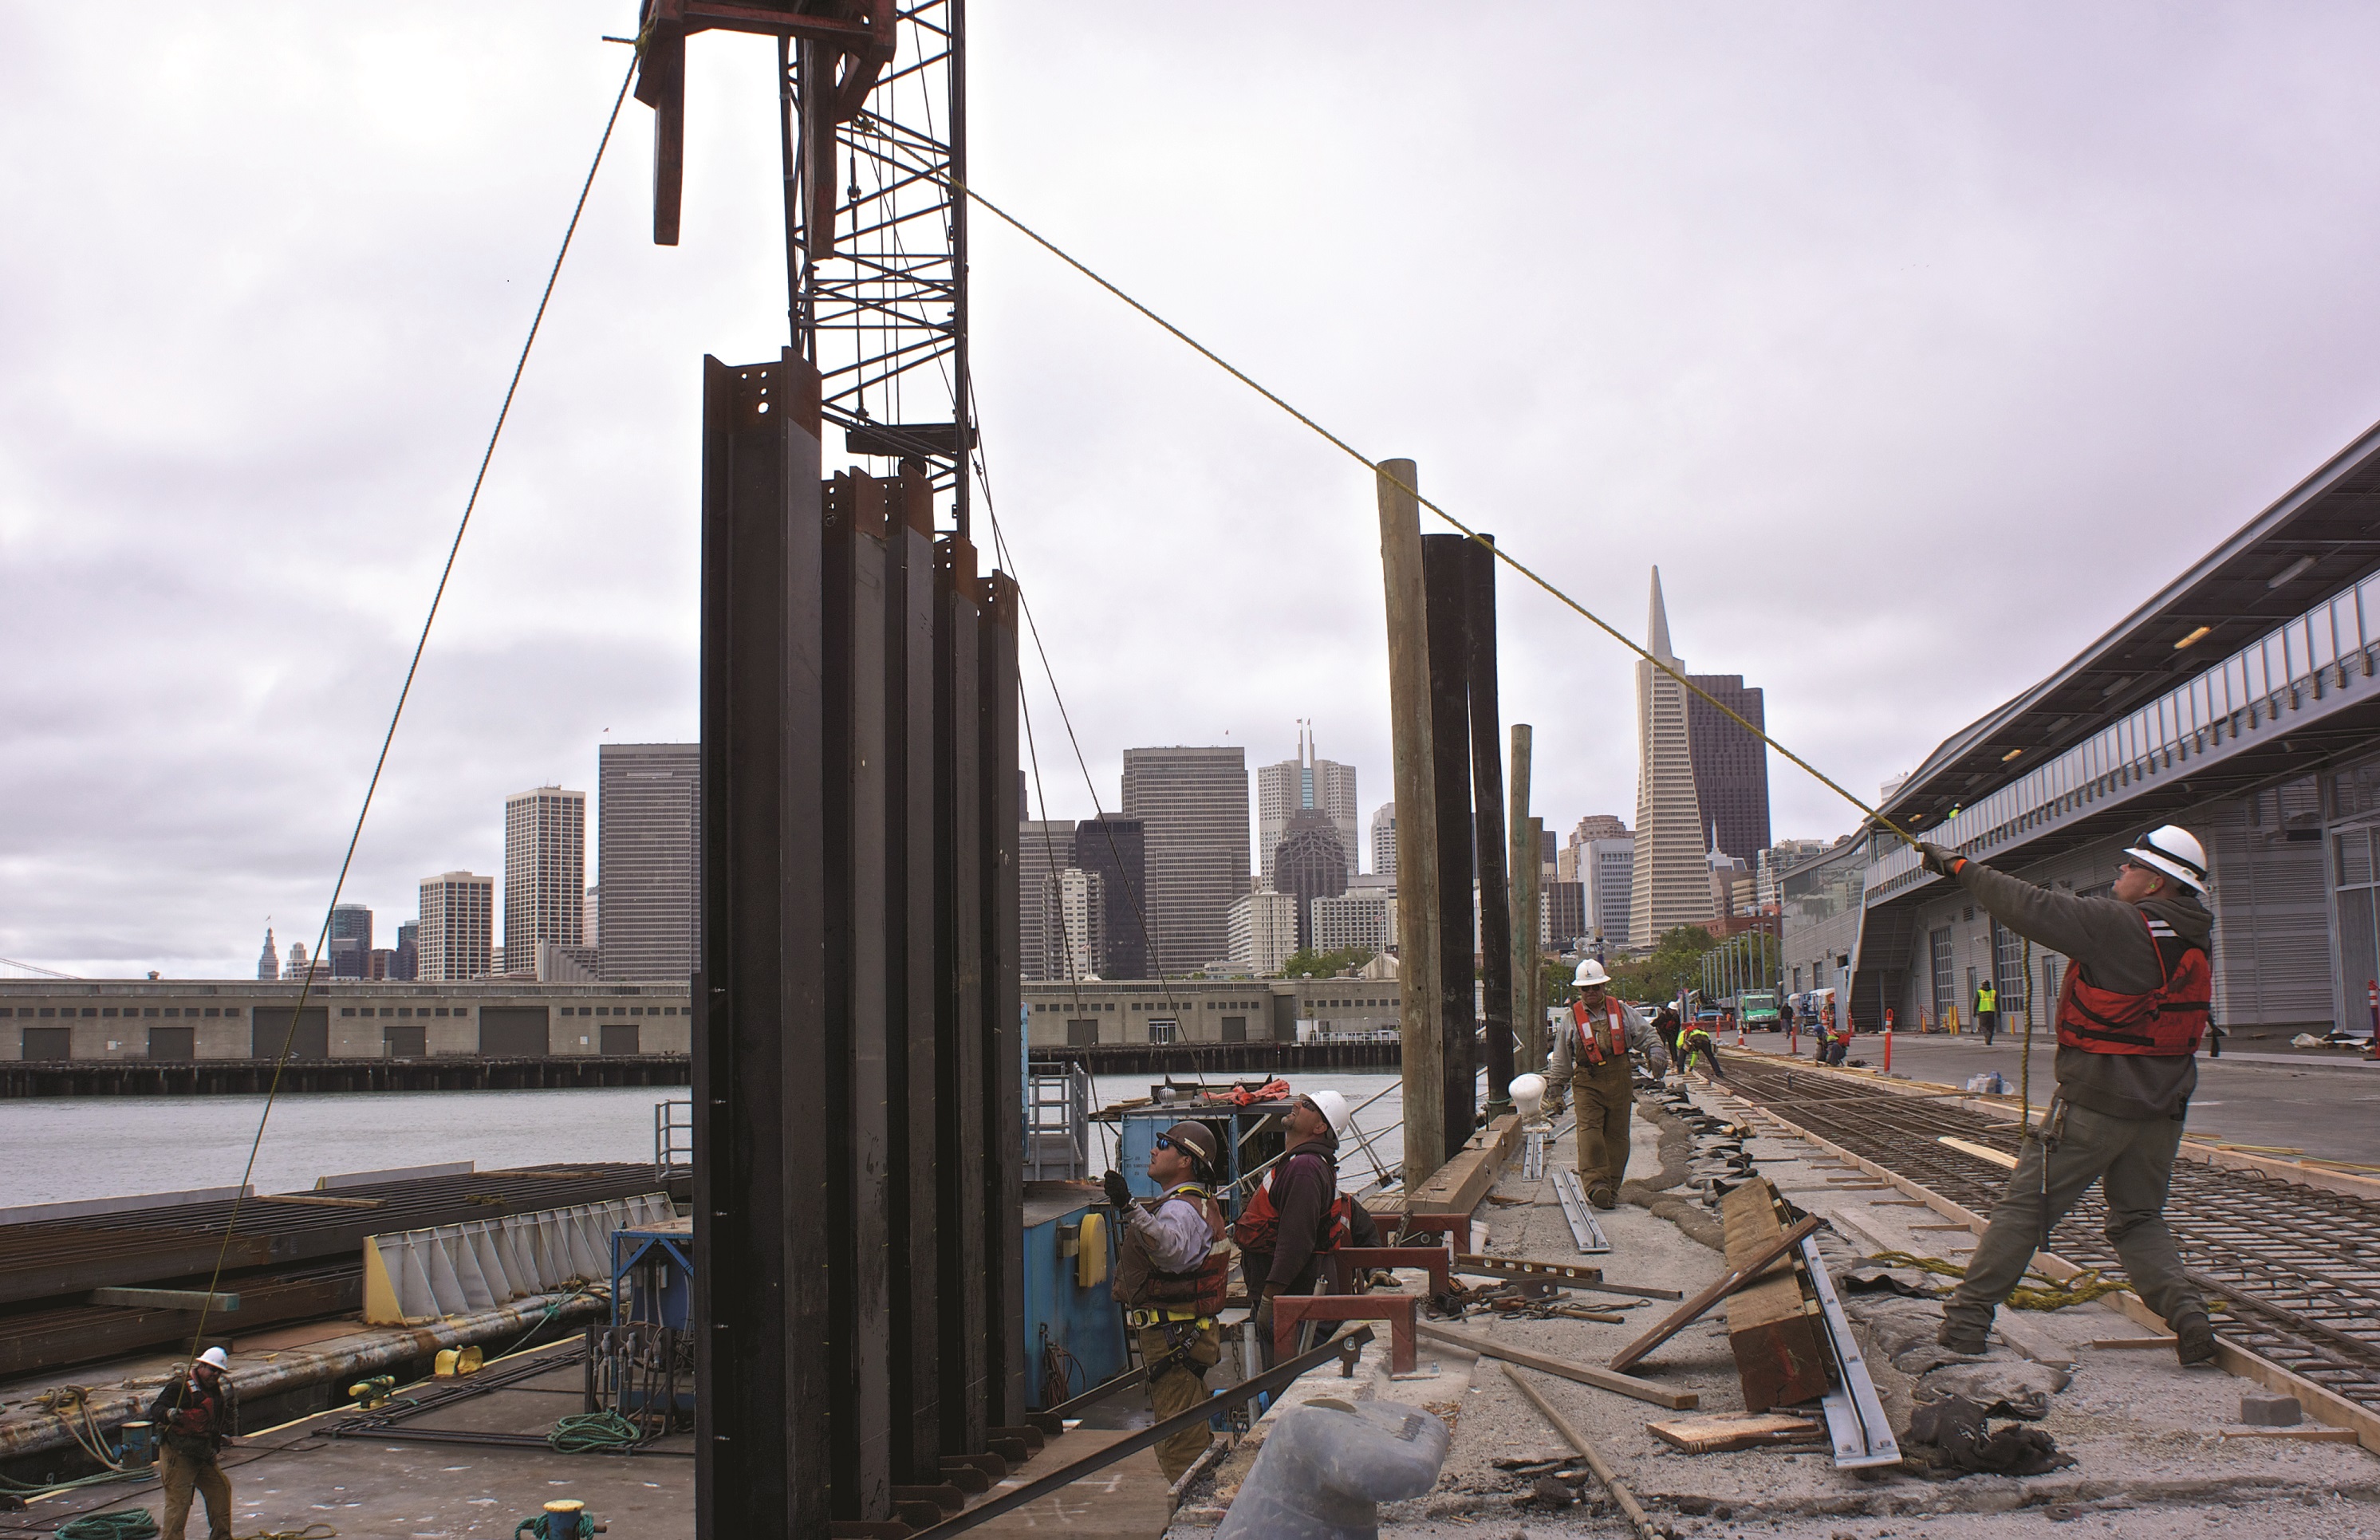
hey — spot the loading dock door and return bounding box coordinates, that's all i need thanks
[479,1006,551,1058]
[251,1007,328,1060]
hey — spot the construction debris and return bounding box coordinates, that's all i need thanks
[1644,1410,1825,1454]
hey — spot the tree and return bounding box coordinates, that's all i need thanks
[1609,925,1719,1006]
[1279,946,1374,979]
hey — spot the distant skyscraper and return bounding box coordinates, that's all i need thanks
[1370,803,1397,878]
[1075,816,1149,979]
[392,920,420,982]
[286,940,309,977]
[1227,889,1298,978]
[1121,746,1249,975]
[1017,820,1077,983]
[1310,887,1394,955]
[598,744,699,982]
[1544,881,1588,951]
[1632,568,1715,946]
[505,787,585,978]
[1257,726,1358,882]
[1585,837,1634,945]
[1050,868,1106,981]
[1271,809,1350,952]
[328,904,372,979]
[256,927,278,981]
[1685,672,1770,863]
[1562,814,1628,887]
[419,872,495,981]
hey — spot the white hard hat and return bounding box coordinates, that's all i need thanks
[1298,1089,1352,1136]
[196,1346,229,1370]
[2124,825,2209,895]
[1573,958,1611,988]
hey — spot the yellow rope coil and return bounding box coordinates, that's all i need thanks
[1862,1249,2130,1310]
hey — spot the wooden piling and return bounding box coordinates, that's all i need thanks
[1509,730,1540,1073]
[1377,459,1445,1190]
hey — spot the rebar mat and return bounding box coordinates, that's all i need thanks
[1722,1058,2380,1411]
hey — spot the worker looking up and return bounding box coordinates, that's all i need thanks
[148,1345,238,1540]
[1102,1121,1229,1483]
[1919,826,2217,1366]
[1547,959,1669,1209]
[1234,1090,1354,1361]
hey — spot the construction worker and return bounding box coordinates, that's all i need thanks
[1677,1015,1728,1080]
[1547,959,1669,1208]
[1103,1120,1230,1482]
[1976,979,2000,1046]
[1921,826,2218,1366]
[1824,1008,1854,1066]
[148,1345,237,1540]
[1234,1090,1355,1362]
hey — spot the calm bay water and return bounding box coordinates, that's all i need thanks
[0,1068,1423,1209]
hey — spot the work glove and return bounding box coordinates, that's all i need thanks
[1251,1286,1276,1338]
[1101,1169,1133,1211]
[1918,842,1965,877]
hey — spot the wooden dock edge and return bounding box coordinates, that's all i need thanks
[1728,1090,2380,1457]
[1405,1113,1523,1217]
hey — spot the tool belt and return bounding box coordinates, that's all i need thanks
[1125,1306,1214,1329]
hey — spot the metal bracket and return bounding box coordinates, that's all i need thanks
[1549,1168,1612,1254]
[1795,1229,1900,1469]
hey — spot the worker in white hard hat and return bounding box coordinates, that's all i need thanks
[1919,825,2217,1367]
[148,1344,238,1540]
[1232,1089,1357,1362]
[1546,957,1669,1208]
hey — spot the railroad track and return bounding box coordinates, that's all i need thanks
[1720,1056,2380,1414]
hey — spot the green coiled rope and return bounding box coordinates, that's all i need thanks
[55,1510,157,1540]
[546,1410,643,1453]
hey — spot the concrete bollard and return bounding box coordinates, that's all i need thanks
[2240,1393,2302,1427]
[1216,1398,1449,1539]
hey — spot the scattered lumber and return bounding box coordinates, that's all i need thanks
[1607,1215,1821,1373]
[1645,1411,1825,1454]
[1413,1321,1696,1410]
[1501,1365,1663,1540]
[1718,1181,1831,1411]
[1937,1136,2018,1171]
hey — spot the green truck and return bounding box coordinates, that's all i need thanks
[1736,991,1781,1030]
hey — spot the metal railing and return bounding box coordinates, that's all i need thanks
[1871,569,2380,896]
[654,1097,693,1182]
[1024,1063,1092,1180]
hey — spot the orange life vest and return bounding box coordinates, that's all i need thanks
[1569,998,1631,1067]
[2055,912,2211,1057]
[1231,1150,1353,1258]
[1113,1185,1231,1314]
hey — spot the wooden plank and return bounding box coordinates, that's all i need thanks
[1718,1181,1831,1412]
[1607,1215,1821,1373]
[1645,1411,1825,1454]
[1937,1136,2018,1170]
[1406,1113,1521,1216]
[1414,1321,1697,1409]
[2219,1426,2361,1443]
[2089,1337,2177,1349]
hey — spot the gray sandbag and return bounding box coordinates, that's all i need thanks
[1217,1398,1451,1540]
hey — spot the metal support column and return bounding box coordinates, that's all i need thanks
[936,534,989,1459]
[1421,534,1476,1153]
[1467,537,1511,1117]
[977,571,1024,1425]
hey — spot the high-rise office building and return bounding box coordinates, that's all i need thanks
[1227,889,1298,978]
[1017,820,1077,983]
[1311,887,1394,955]
[1686,673,1771,864]
[1370,803,1397,878]
[505,787,585,979]
[1271,809,1350,952]
[1050,868,1105,981]
[256,927,278,981]
[286,941,309,977]
[1631,569,1715,946]
[1257,726,1358,882]
[392,920,420,982]
[1584,837,1634,946]
[597,744,699,982]
[1562,814,1628,885]
[419,872,495,982]
[1545,881,1589,951]
[328,903,372,979]
[1076,816,1148,979]
[1121,746,1249,975]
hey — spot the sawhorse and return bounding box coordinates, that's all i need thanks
[1273,1293,1420,1374]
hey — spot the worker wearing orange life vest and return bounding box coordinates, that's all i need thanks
[1103,1120,1230,1481]
[1234,1091,1356,1363]
[1546,958,1667,1209]
[1921,826,2217,1367]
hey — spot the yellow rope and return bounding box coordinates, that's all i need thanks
[1862,1249,2130,1310]
[944,175,1925,851]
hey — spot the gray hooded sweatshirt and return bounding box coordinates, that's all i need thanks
[1953,860,2211,1121]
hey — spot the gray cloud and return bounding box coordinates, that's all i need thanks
[7,3,2380,975]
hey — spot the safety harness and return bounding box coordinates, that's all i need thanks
[1568,996,1631,1068]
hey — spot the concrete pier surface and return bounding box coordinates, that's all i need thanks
[1165,1076,2380,1538]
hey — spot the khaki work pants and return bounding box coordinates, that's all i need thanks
[1941,1101,2205,1345]
[1570,1059,1634,1199]
[1137,1322,1221,1483]
[160,1446,232,1540]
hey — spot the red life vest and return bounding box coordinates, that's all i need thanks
[1569,998,1630,1067]
[1231,1150,1353,1258]
[1113,1185,1231,1314]
[2055,912,2211,1057]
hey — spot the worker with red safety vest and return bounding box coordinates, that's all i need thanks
[147,1345,238,1540]
[1234,1090,1355,1363]
[1103,1120,1231,1481]
[1547,958,1669,1209]
[1921,825,2218,1367]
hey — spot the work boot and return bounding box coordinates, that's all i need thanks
[2173,1315,2218,1366]
[1587,1186,1617,1210]
[1936,1319,1989,1357]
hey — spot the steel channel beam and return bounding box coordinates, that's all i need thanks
[936,532,990,1457]
[977,569,1024,1424]
[695,349,829,1537]
[1464,534,1512,1113]
[1421,533,1476,1156]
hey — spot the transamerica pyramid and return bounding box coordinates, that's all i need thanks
[1630,568,1715,947]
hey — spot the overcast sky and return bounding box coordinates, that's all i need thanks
[8,3,2380,979]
